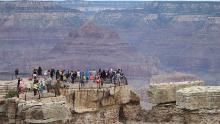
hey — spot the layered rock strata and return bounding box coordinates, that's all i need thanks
[144,81,220,124]
[147,80,204,104]
[176,86,220,110]
[140,102,220,124]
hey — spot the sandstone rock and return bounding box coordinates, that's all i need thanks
[73,89,109,113]
[147,80,204,104]
[0,81,141,124]
[138,102,220,124]
[72,105,121,124]
[17,96,71,123]
[176,86,220,110]
[121,104,141,121]
[0,100,6,114]
[112,85,140,104]
[72,85,140,113]
[6,97,19,124]
[0,80,17,99]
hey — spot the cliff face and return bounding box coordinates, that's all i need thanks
[0,85,141,124]
[138,102,220,124]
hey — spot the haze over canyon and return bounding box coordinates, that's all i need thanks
[0,1,220,85]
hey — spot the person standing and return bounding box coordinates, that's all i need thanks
[55,79,61,96]
[80,73,85,87]
[85,70,90,82]
[43,70,48,77]
[19,79,25,94]
[101,70,106,86]
[50,68,55,79]
[33,69,37,79]
[46,77,52,92]
[71,71,77,84]
[96,75,101,89]
[38,67,42,76]
[39,79,45,97]
[17,77,21,94]
[33,79,39,96]
[56,70,60,80]
[15,68,19,79]
[60,70,64,81]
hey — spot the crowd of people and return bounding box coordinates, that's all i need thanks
[15,67,128,97]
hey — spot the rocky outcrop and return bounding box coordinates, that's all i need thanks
[0,85,141,124]
[6,98,19,124]
[176,86,220,110]
[147,80,204,104]
[67,85,140,123]
[71,105,121,124]
[142,81,220,124]
[17,96,72,124]
[139,81,220,124]
[0,81,17,99]
[140,102,220,124]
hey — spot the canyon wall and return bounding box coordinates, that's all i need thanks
[1,1,220,84]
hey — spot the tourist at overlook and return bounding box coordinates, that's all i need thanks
[39,79,45,97]
[43,70,48,77]
[54,79,61,96]
[89,70,95,81]
[71,71,77,83]
[85,70,90,81]
[115,69,123,85]
[65,70,70,82]
[33,69,37,79]
[38,66,42,76]
[76,70,80,79]
[50,68,55,79]
[101,70,107,85]
[80,71,84,80]
[56,70,60,80]
[46,77,52,92]
[15,68,19,78]
[14,67,128,99]
[17,77,22,94]
[33,79,39,96]
[96,75,101,88]
[19,78,25,94]
[60,70,64,81]
[80,73,85,87]
[89,69,96,81]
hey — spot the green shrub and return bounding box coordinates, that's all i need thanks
[5,90,18,98]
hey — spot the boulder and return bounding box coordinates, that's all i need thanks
[176,86,220,110]
[17,96,71,123]
[111,85,140,104]
[147,80,204,104]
